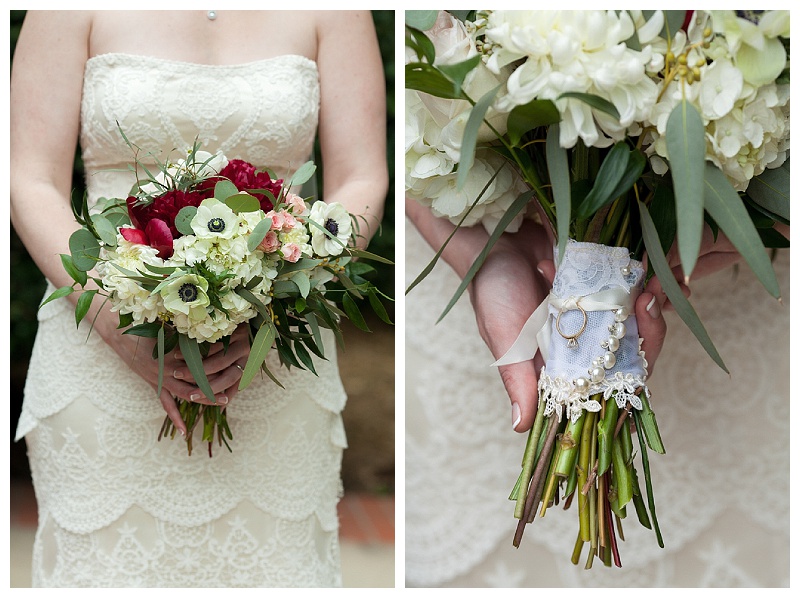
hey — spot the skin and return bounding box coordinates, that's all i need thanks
[10,10,387,435]
[406,198,772,433]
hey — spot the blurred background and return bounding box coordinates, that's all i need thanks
[9,9,395,588]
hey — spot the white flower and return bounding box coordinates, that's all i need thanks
[484,10,657,149]
[308,201,352,257]
[698,59,743,120]
[161,274,210,318]
[191,198,238,240]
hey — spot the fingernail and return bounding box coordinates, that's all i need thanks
[536,266,544,276]
[173,370,183,380]
[646,295,661,319]
[189,393,200,402]
[217,395,229,405]
[179,428,186,437]
[512,402,521,431]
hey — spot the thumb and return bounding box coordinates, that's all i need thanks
[497,357,542,433]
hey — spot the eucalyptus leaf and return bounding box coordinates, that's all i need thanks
[576,142,629,220]
[639,200,728,373]
[347,248,393,265]
[758,227,790,248]
[406,26,436,64]
[247,217,272,252]
[368,288,393,325]
[665,99,705,281]
[40,286,73,310]
[304,312,325,359]
[69,228,101,271]
[178,334,216,402]
[508,99,561,147]
[746,160,790,221]
[647,184,677,258]
[406,62,463,100]
[122,322,163,338]
[545,124,571,262]
[90,214,119,247]
[214,180,239,201]
[235,285,270,322]
[343,293,370,332]
[437,55,482,97]
[405,10,438,30]
[290,271,311,299]
[703,163,780,298]
[661,10,687,42]
[288,161,316,188]
[156,325,165,398]
[239,322,276,390]
[557,92,620,121]
[60,253,88,287]
[457,84,502,191]
[225,193,261,213]
[175,206,198,236]
[293,341,317,375]
[74,289,98,327]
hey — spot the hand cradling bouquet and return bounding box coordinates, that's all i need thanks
[46,130,392,456]
[406,10,788,568]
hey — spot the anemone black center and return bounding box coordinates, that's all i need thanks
[324,218,339,236]
[178,283,199,303]
[207,217,226,233]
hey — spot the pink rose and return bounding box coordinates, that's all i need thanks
[282,213,299,231]
[285,192,307,216]
[281,243,301,263]
[257,231,280,254]
[266,210,286,231]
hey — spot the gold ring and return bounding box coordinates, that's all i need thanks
[555,304,587,348]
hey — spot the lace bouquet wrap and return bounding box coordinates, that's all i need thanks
[496,240,664,567]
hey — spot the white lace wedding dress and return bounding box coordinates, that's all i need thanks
[16,53,348,588]
[405,220,790,587]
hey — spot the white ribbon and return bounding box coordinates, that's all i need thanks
[492,286,641,367]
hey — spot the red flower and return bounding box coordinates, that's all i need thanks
[217,159,283,212]
[127,189,208,237]
[120,218,174,258]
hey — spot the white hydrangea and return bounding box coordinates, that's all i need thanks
[98,237,166,323]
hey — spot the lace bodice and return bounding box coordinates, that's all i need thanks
[80,52,320,198]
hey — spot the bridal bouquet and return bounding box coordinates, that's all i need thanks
[45,133,392,456]
[406,10,789,568]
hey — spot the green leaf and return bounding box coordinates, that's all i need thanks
[545,124,571,263]
[647,184,677,258]
[639,200,728,372]
[336,271,363,300]
[214,180,240,201]
[304,312,326,359]
[293,340,317,375]
[346,249,393,265]
[558,91,620,121]
[405,10,439,30]
[746,160,789,221]
[507,99,561,146]
[117,312,134,329]
[661,10,687,42]
[457,84,502,191]
[40,285,75,309]
[290,271,311,299]
[437,55,482,97]
[406,26,436,64]
[342,293,370,332]
[632,409,664,548]
[178,334,216,402]
[156,325,165,398]
[368,288,393,325]
[90,214,119,247]
[288,161,316,188]
[247,217,272,252]
[405,62,463,100]
[122,322,163,338]
[240,322,276,390]
[235,285,270,322]
[437,190,535,322]
[758,227,789,248]
[225,193,260,213]
[665,99,705,281]
[703,164,780,298]
[576,142,629,220]
[74,289,98,327]
[69,228,101,271]
[175,206,198,236]
[60,253,88,287]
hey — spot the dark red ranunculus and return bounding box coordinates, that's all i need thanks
[126,189,208,238]
[217,159,283,212]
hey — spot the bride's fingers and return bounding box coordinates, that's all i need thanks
[158,389,186,436]
[498,359,541,433]
[536,259,556,284]
[185,361,247,406]
[635,292,667,377]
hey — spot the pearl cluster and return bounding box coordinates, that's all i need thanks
[573,307,628,393]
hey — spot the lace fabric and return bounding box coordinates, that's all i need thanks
[18,53,348,588]
[405,220,790,587]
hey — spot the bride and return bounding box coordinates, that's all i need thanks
[10,10,387,587]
